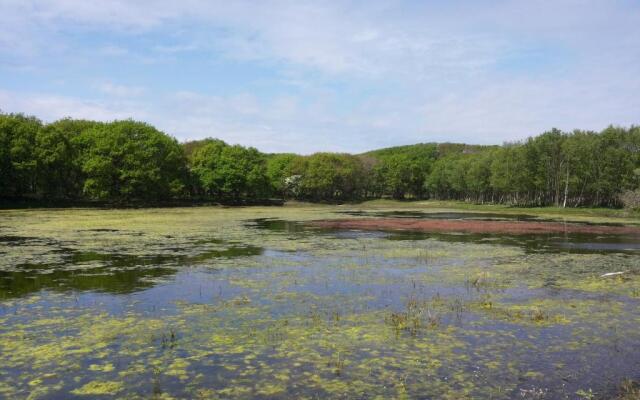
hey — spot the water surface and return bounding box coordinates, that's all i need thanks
[0,207,639,399]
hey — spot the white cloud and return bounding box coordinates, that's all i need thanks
[0,88,338,153]
[97,82,146,97]
[3,1,638,76]
[0,90,149,122]
[418,72,640,145]
[0,1,509,77]
[99,45,129,57]
[152,43,198,53]
[0,1,638,152]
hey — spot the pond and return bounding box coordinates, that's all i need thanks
[0,206,639,399]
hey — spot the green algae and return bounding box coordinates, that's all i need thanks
[0,204,639,398]
[70,380,124,395]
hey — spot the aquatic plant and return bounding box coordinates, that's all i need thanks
[0,204,638,398]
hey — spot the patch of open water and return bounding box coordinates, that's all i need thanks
[0,210,639,398]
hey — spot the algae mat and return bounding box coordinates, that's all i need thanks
[0,205,639,399]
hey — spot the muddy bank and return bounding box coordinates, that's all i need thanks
[312,218,640,235]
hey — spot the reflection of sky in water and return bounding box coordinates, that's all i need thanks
[0,210,639,398]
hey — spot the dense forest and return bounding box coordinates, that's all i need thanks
[1,112,639,208]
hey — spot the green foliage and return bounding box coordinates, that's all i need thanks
[0,113,41,196]
[182,138,220,161]
[190,139,228,196]
[289,153,367,201]
[465,151,493,200]
[216,145,269,200]
[367,126,639,207]
[190,141,269,201]
[374,154,409,199]
[77,120,186,201]
[35,125,77,198]
[489,145,532,204]
[266,153,298,198]
[0,110,638,207]
[369,143,437,199]
[620,189,640,211]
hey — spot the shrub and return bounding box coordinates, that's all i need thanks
[620,189,640,211]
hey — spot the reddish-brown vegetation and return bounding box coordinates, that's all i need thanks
[311,218,640,235]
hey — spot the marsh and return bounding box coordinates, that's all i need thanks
[1,202,639,399]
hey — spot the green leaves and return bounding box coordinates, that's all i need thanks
[1,110,638,207]
[190,141,269,201]
[77,120,187,201]
[289,153,367,201]
[0,113,41,196]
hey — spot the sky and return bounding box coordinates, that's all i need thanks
[0,0,639,154]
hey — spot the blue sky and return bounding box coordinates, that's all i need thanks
[0,0,638,153]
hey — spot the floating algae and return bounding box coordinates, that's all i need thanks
[0,205,639,398]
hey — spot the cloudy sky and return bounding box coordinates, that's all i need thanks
[0,0,638,153]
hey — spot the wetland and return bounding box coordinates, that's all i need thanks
[1,202,639,399]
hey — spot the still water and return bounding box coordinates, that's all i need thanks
[0,206,639,399]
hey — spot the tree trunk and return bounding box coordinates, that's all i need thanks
[563,162,569,208]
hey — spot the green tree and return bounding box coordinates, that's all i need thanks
[190,141,269,202]
[524,129,567,206]
[489,145,531,205]
[78,120,187,201]
[465,152,493,203]
[0,113,41,197]
[290,153,366,201]
[266,153,298,198]
[216,145,269,201]
[368,143,437,199]
[190,139,228,197]
[591,126,638,206]
[377,154,411,199]
[35,119,100,198]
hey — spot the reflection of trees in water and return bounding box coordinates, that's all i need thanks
[0,245,263,299]
[387,230,640,254]
[338,211,538,221]
[0,261,176,300]
[250,218,307,234]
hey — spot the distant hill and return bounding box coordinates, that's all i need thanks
[183,139,498,160]
[362,142,498,159]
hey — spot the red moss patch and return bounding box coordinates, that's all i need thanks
[311,218,640,235]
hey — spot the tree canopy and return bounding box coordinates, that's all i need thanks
[1,111,638,207]
[77,120,187,201]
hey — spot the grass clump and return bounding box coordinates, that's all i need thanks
[615,379,640,400]
[70,380,123,395]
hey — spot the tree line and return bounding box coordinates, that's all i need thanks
[1,112,638,208]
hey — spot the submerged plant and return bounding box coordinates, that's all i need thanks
[0,205,639,399]
[327,351,346,376]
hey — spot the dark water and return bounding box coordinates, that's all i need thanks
[249,218,307,234]
[338,210,631,227]
[251,216,640,254]
[0,244,263,300]
[1,210,639,399]
[338,210,540,221]
[387,230,640,254]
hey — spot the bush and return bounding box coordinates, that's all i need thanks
[620,189,640,211]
